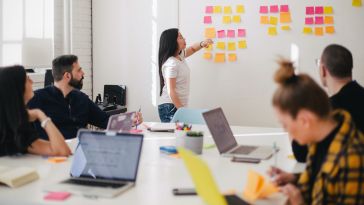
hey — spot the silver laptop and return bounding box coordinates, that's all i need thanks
[44,130,143,198]
[203,108,275,160]
[107,112,135,132]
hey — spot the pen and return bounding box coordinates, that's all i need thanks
[136,106,141,130]
[272,142,278,178]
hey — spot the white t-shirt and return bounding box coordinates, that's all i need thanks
[159,50,190,107]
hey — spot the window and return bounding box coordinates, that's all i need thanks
[0,0,54,66]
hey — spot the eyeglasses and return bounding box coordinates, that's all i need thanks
[314,58,321,68]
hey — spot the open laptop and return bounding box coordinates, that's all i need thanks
[107,112,135,132]
[44,130,143,198]
[202,108,275,160]
[178,148,250,205]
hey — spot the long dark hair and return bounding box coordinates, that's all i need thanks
[158,28,179,96]
[0,65,30,152]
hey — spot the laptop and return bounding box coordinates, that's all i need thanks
[202,108,275,160]
[44,130,143,198]
[107,112,135,132]
[178,148,250,205]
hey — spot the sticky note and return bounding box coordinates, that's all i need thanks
[206,6,213,14]
[224,6,232,14]
[315,6,324,14]
[44,192,71,201]
[260,16,269,24]
[306,6,314,15]
[214,6,222,13]
[260,6,268,14]
[305,17,314,25]
[269,16,278,25]
[216,42,226,50]
[227,42,236,51]
[238,29,246,37]
[236,5,245,13]
[203,52,212,60]
[325,26,335,34]
[353,0,362,7]
[268,27,277,36]
[324,16,334,24]
[214,53,225,63]
[48,157,67,163]
[315,27,324,36]
[303,27,313,34]
[232,15,241,23]
[281,25,291,31]
[238,40,247,49]
[315,16,324,24]
[324,6,333,14]
[217,30,225,38]
[205,45,213,51]
[280,12,291,23]
[227,30,235,38]
[204,16,212,24]
[243,170,278,202]
[223,16,231,24]
[280,5,289,12]
[205,28,216,38]
[270,5,279,13]
[228,54,237,62]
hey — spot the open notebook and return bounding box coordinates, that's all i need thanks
[0,166,39,188]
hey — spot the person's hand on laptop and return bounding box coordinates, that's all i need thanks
[132,112,143,126]
[267,166,297,186]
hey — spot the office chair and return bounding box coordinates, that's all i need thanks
[171,108,208,124]
[44,69,54,87]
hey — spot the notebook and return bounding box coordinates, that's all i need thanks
[0,166,39,188]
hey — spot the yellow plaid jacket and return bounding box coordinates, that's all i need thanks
[297,110,364,205]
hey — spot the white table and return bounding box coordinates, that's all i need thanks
[0,123,304,205]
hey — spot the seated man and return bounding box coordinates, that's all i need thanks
[292,44,364,162]
[28,55,142,139]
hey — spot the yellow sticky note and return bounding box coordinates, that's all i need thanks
[303,27,313,34]
[236,5,245,13]
[281,25,291,31]
[280,12,291,23]
[205,45,213,51]
[227,42,236,51]
[223,6,232,14]
[205,28,216,38]
[269,16,278,25]
[324,16,334,24]
[268,27,277,36]
[216,42,226,50]
[325,26,335,34]
[243,170,278,202]
[353,0,362,7]
[214,53,226,63]
[315,27,324,36]
[260,16,269,24]
[324,6,333,14]
[232,15,241,23]
[238,40,247,49]
[223,16,231,24]
[214,6,222,13]
[228,54,237,62]
[203,53,212,60]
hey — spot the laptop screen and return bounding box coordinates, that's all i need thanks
[70,130,143,182]
[203,108,238,153]
[107,112,135,132]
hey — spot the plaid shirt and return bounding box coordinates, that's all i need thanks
[297,110,364,205]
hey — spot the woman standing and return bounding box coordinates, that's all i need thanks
[0,65,71,156]
[158,28,213,122]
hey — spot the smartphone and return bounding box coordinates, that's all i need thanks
[231,157,260,164]
[172,188,197,196]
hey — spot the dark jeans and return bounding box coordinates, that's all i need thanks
[158,103,177,122]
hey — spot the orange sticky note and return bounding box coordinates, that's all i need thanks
[203,53,212,60]
[268,27,277,36]
[324,6,333,14]
[227,42,236,51]
[216,42,226,50]
[269,16,278,25]
[280,12,291,23]
[260,16,269,24]
[223,16,231,24]
[214,6,222,13]
[48,157,68,163]
[238,40,247,49]
[353,0,362,7]
[243,170,278,202]
[281,25,291,31]
[315,27,324,36]
[232,15,241,23]
[228,54,237,62]
[236,5,245,13]
[303,27,313,34]
[223,6,232,14]
[205,28,216,38]
[325,26,335,34]
[324,16,334,24]
[214,53,225,63]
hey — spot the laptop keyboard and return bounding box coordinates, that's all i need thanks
[62,178,127,189]
[231,146,257,155]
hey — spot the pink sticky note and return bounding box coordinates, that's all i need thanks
[44,192,71,201]
[315,6,324,14]
[306,6,314,15]
[204,16,212,24]
[315,16,324,24]
[260,6,268,14]
[305,17,314,25]
[280,5,289,12]
[227,30,235,38]
[270,5,279,13]
[217,30,226,38]
[238,29,246,37]
[206,6,213,13]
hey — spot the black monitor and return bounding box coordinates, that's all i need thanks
[104,85,126,106]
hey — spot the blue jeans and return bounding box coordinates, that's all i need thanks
[158,103,177,122]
